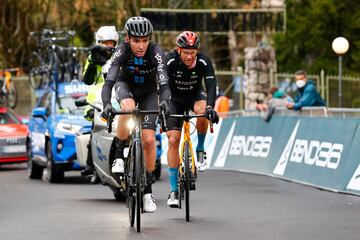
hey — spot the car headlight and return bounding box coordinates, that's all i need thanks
[56,122,83,134]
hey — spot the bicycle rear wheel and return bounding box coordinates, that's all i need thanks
[183,141,191,222]
[7,81,17,109]
[134,140,143,232]
[28,53,46,89]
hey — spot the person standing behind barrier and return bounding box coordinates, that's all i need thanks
[164,31,219,208]
[286,70,326,110]
[81,26,118,184]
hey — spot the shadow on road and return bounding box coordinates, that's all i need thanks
[0,163,27,171]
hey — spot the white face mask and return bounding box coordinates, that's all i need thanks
[296,80,306,89]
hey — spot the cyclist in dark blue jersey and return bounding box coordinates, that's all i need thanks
[164,31,219,207]
[101,17,170,213]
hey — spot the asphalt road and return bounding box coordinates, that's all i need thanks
[0,163,359,240]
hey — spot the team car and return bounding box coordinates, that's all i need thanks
[27,81,92,182]
[0,107,28,165]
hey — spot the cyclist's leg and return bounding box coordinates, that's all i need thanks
[193,91,208,151]
[166,100,184,207]
[193,91,208,170]
[139,91,158,212]
[113,81,135,173]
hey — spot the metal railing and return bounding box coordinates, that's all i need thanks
[216,69,360,109]
[226,106,360,118]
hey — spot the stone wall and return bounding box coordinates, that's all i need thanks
[243,46,276,110]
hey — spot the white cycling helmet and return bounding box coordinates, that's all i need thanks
[95,26,119,44]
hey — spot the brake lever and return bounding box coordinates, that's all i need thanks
[207,112,214,133]
[107,112,113,133]
[160,109,167,133]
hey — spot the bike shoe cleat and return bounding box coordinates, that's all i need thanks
[167,191,180,208]
[196,151,207,172]
[112,158,124,174]
[143,193,157,213]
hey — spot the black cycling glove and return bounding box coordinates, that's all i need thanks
[101,103,114,120]
[206,106,219,124]
[159,100,170,118]
[89,45,114,66]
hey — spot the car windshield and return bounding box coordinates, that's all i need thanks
[56,96,85,115]
[0,111,20,124]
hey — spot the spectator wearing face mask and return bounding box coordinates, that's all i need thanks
[286,70,326,110]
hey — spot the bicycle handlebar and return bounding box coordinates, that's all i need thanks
[106,109,166,134]
[169,113,214,133]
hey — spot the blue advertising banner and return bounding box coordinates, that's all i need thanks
[208,115,360,195]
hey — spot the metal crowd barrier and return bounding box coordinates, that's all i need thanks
[226,107,360,118]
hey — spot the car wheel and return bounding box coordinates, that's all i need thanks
[154,158,161,180]
[27,140,44,179]
[46,141,64,183]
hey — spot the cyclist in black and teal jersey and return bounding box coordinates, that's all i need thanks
[101,17,171,213]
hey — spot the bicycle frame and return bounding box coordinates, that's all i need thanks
[0,68,19,92]
[169,111,213,221]
[107,108,163,232]
[179,117,196,176]
[0,68,19,108]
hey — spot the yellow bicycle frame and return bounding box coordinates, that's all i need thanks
[0,71,11,90]
[179,119,196,176]
[0,68,19,92]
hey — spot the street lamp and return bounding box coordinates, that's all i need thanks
[332,37,349,108]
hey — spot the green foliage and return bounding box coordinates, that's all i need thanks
[274,0,360,75]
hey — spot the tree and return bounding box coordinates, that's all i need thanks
[0,0,52,68]
[273,0,360,75]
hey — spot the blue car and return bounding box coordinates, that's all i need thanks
[27,82,92,183]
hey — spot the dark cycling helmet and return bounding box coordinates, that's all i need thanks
[124,16,153,37]
[176,31,200,49]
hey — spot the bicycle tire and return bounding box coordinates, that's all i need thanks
[184,141,191,222]
[28,53,46,89]
[127,144,136,227]
[134,140,142,232]
[48,51,60,87]
[7,81,17,109]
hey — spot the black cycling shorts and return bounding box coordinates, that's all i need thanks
[166,90,207,131]
[115,81,158,130]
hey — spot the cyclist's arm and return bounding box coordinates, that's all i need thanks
[201,55,217,108]
[101,43,126,106]
[152,44,170,102]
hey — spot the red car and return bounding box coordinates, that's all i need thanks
[0,107,28,164]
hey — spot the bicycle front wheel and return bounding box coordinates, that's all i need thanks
[127,144,136,227]
[134,140,143,232]
[183,141,191,222]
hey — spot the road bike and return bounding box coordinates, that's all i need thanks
[107,108,165,232]
[0,68,19,108]
[168,111,213,222]
[28,29,77,89]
